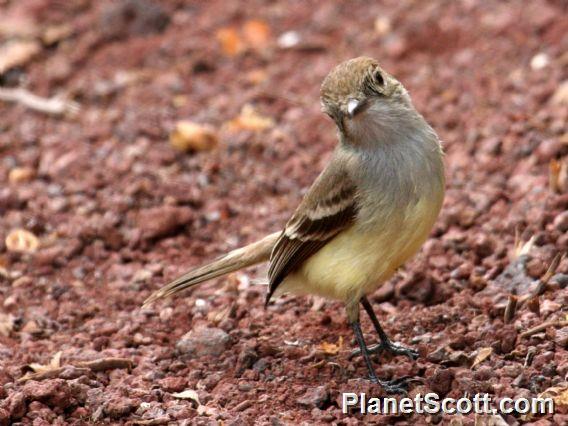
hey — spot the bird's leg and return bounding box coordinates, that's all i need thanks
[346,302,409,394]
[351,296,419,360]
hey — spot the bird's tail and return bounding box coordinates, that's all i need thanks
[142,232,280,306]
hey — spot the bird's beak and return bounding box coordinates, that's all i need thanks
[346,99,361,118]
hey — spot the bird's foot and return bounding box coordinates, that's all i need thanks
[352,340,418,360]
[368,374,419,395]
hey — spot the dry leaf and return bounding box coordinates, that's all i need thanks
[207,307,231,325]
[172,95,188,108]
[9,167,35,183]
[551,81,568,106]
[216,27,245,56]
[27,351,62,374]
[227,104,274,131]
[541,253,565,284]
[5,229,40,253]
[520,382,568,419]
[503,293,518,324]
[42,24,73,45]
[0,313,15,337]
[242,20,271,50]
[541,383,568,407]
[246,68,269,85]
[20,351,63,381]
[21,319,41,334]
[0,40,41,75]
[513,233,534,259]
[319,336,343,355]
[197,404,217,416]
[170,121,218,152]
[374,17,392,36]
[217,21,271,56]
[171,389,200,407]
[471,347,493,369]
[550,159,568,193]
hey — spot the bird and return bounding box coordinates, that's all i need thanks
[144,57,445,393]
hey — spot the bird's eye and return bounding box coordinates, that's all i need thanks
[374,70,385,86]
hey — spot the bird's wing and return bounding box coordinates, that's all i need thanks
[266,160,359,304]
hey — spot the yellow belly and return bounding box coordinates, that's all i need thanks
[276,196,441,304]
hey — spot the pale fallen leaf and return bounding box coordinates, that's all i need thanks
[216,27,245,56]
[319,336,343,355]
[242,20,271,50]
[3,294,17,308]
[217,21,271,56]
[522,382,568,420]
[9,167,35,184]
[551,80,568,106]
[42,24,73,45]
[310,296,326,311]
[197,404,217,416]
[172,95,188,108]
[5,229,40,253]
[19,351,63,381]
[541,253,565,284]
[0,40,41,75]
[513,233,534,259]
[550,159,568,193]
[227,104,274,131]
[171,389,200,407]
[0,313,15,337]
[21,319,41,334]
[207,307,231,325]
[374,17,392,36]
[27,351,62,374]
[540,382,568,407]
[170,121,218,152]
[246,68,268,85]
[471,347,493,369]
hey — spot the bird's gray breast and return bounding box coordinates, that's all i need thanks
[351,132,444,231]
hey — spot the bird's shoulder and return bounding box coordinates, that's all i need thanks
[285,159,359,239]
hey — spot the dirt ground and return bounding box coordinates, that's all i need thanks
[0,0,567,424]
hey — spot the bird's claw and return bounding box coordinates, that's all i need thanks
[368,374,419,395]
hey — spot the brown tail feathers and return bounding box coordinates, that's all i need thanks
[143,232,280,306]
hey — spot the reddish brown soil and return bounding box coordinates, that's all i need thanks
[0,0,567,424]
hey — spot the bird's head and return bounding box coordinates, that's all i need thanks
[320,57,414,144]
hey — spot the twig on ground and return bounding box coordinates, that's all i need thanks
[18,357,132,382]
[0,87,80,117]
[535,253,565,295]
[517,252,564,304]
[503,291,518,324]
[520,320,568,339]
[75,357,132,372]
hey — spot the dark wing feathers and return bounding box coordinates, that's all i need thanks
[265,166,359,304]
